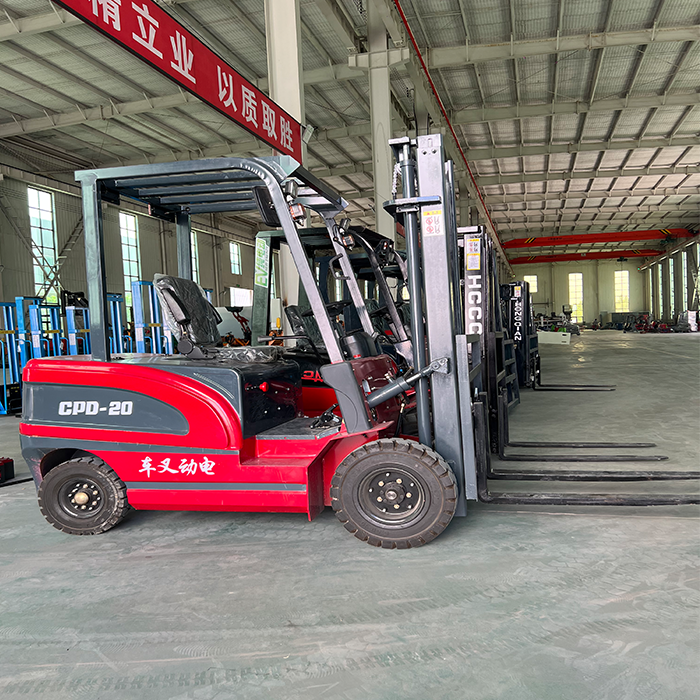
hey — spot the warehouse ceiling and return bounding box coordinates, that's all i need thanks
[0,0,698,259]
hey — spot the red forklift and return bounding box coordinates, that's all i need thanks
[20,152,466,548]
[20,138,699,547]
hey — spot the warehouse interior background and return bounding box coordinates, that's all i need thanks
[0,0,698,317]
[0,1,699,698]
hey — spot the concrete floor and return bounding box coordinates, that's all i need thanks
[0,332,698,699]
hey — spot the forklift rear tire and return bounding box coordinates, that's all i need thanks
[331,438,457,548]
[38,457,129,535]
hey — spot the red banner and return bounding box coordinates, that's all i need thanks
[53,0,303,161]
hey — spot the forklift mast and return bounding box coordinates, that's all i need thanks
[384,135,483,514]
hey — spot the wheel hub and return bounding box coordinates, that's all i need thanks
[61,479,104,517]
[360,468,424,522]
[73,491,90,505]
[380,481,405,505]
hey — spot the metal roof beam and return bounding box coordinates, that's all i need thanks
[452,91,700,126]
[3,83,697,143]
[112,125,700,172]
[0,92,196,138]
[484,187,700,204]
[312,0,362,53]
[464,135,699,161]
[3,9,696,87]
[492,204,699,218]
[477,164,700,186]
[308,25,700,87]
[429,25,700,68]
[0,9,80,42]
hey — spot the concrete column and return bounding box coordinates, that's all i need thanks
[458,180,473,228]
[674,252,684,312]
[212,237,221,306]
[265,0,304,329]
[662,259,671,320]
[158,220,168,274]
[368,1,394,240]
[264,0,305,127]
[458,180,478,227]
[414,88,430,136]
[652,264,660,318]
[549,265,555,315]
[176,212,192,280]
[687,244,699,310]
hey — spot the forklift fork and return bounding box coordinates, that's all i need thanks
[494,392,670,463]
[473,400,700,506]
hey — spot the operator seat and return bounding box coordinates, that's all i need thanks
[153,274,283,362]
[285,305,326,350]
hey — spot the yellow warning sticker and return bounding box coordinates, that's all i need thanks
[422,209,443,237]
[466,238,481,270]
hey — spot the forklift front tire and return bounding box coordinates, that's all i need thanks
[331,438,457,548]
[38,457,129,535]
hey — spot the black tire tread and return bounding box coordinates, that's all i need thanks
[38,457,129,536]
[330,438,457,549]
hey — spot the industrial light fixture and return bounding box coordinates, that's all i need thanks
[302,124,315,144]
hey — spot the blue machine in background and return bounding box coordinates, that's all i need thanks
[1,303,21,415]
[131,281,172,354]
[1,279,209,413]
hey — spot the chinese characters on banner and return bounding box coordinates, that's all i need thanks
[139,455,217,478]
[54,0,303,161]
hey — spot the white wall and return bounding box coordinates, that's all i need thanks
[511,259,648,322]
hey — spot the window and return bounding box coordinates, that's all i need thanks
[523,275,538,293]
[270,257,277,298]
[614,270,630,313]
[191,234,199,284]
[657,265,663,318]
[315,263,321,283]
[229,287,253,307]
[119,212,141,308]
[568,273,583,323]
[335,277,343,302]
[649,268,654,313]
[28,187,58,303]
[669,258,675,317]
[229,241,241,275]
[682,250,688,311]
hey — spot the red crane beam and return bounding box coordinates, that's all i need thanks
[509,250,663,265]
[503,228,692,249]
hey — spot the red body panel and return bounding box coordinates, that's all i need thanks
[20,355,399,520]
[23,359,242,449]
[300,385,338,416]
[127,489,310,513]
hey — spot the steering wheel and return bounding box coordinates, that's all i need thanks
[368,304,391,320]
[302,300,352,317]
